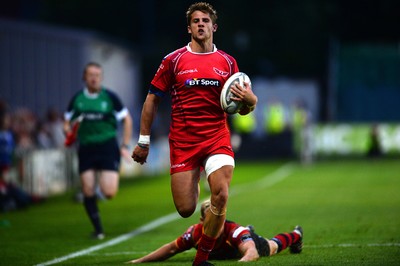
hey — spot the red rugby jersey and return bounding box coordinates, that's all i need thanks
[151,43,239,142]
[175,220,251,260]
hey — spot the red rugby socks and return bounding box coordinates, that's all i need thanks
[271,232,301,252]
[193,234,216,265]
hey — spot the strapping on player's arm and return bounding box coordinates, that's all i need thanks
[137,143,149,150]
[137,134,150,149]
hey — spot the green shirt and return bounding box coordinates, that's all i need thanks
[65,88,128,145]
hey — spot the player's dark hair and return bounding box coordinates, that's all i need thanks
[186,2,218,25]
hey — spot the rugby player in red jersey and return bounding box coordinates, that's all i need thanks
[131,3,257,265]
[127,200,303,264]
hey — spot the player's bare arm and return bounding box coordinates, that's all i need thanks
[131,93,161,164]
[121,112,133,147]
[237,240,260,262]
[120,112,133,159]
[126,241,181,264]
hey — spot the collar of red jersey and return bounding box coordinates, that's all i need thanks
[186,42,217,54]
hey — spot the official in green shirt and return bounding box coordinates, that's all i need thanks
[64,62,132,239]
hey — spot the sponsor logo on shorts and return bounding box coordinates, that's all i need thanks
[171,163,186,169]
[185,78,220,88]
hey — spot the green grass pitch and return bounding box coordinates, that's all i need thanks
[1,158,399,265]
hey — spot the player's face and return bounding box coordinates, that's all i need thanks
[84,66,103,92]
[188,11,217,42]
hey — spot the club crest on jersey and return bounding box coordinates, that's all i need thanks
[185,78,220,88]
[213,67,229,77]
[101,101,108,110]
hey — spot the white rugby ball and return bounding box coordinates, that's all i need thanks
[220,72,251,114]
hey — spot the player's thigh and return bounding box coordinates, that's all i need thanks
[205,154,234,195]
[98,170,119,198]
[171,169,200,216]
[80,170,97,196]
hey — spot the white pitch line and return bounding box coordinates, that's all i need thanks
[230,162,295,196]
[34,163,294,266]
[34,212,181,266]
[307,243,400,248]
[85,242,400,257]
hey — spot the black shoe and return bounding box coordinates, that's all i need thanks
[193,261,214,266]
[289,225,303,254]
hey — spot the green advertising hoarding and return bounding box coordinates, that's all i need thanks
[311,124,400,156]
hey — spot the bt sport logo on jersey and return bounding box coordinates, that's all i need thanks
[185,78,220,88]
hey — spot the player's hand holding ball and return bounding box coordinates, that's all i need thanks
[230,79,253,104]
[220,72,257,115]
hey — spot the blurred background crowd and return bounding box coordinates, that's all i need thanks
[1,100,64,211]
[1,100,65,153]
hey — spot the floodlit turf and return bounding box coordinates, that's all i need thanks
[1,158,399,265]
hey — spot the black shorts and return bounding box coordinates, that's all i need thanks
[78,138,120,173]
[250,231,270,257]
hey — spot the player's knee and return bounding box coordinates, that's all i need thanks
[103,193,115,199]
[176,203,196,218]
[208,192,228,217]
[102,190,117,199]
[178,209,195,218]
[268,240,278,256]
[82,187,95,197]
[212,188,229,207]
